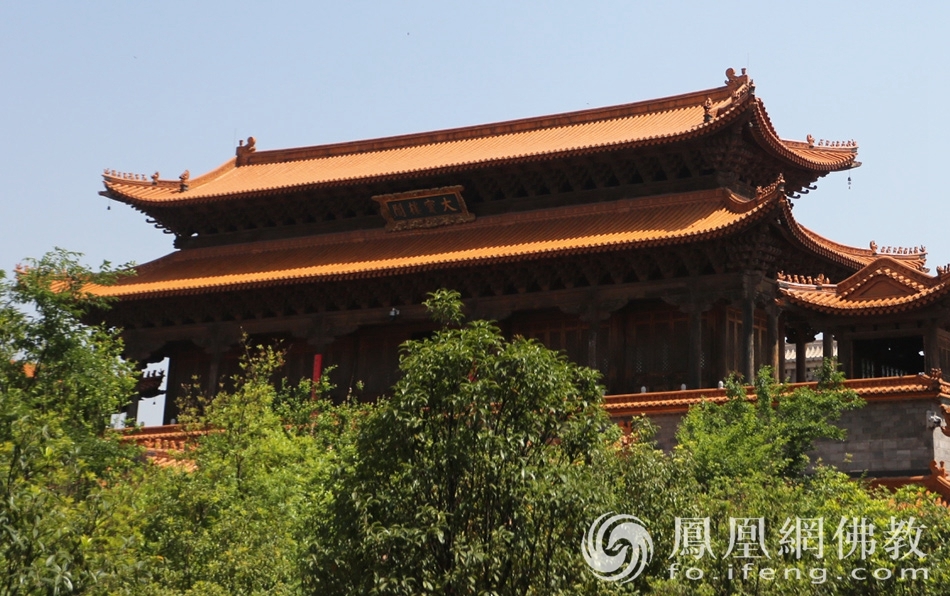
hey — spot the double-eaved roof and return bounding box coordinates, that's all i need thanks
[100,68,926,306]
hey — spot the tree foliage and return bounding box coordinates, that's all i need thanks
[676,363,863,485]
[305,289,619,595]
[135,344,366,596]
[3,262,948,596]
[0,250,146,595]
[648,468,950,596]
[654,362,947,595]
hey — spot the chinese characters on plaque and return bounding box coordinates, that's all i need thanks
[373,186,475,231]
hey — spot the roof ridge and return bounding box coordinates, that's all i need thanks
[796,225,874,258]
[241,84,740,167]
[103,158,237,195]
[103,68,755,192]
[780,202,871,272]
[836,256,937,297]
[99,95,750,204]
[100,69,859,210]
[782,137,857,151]
[780,262,950,315]
[782,284,950,314]
[748,99,859,171]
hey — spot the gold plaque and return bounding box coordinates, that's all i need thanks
[373,186,475,231]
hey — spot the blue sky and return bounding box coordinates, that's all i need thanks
[2,1,949,273]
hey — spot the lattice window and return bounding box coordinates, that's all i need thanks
[725,309,743,374]
[623,306,688,392]
[753,311,768,373]
[724,308,768,376]
[511,313,590,368]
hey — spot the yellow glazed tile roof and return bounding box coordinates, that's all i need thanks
[101,70,858,206]
[780,257,950,315]
[777,199,927,272]
[604,374,948,416]
[111,109,706,201]
[90,187,776,299]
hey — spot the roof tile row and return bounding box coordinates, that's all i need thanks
[91,187,776,299]
[604,374,947,416]
[780,257,950,316]
[102,71,857,206]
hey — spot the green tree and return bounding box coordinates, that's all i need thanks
[136,343,365,596]
[305,289,620,595]
[609,419,701,593]
[0,250,147,595]
[650,363,947,596]
[676,363,863,485]
[649,468,950,596]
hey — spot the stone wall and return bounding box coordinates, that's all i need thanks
[647,413,684,453]
[629,398,939,477]
[812,400,936,476]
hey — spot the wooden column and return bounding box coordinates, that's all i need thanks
[582,314,612,373]
[688,307,703,389]
[740,272,762,382]
[662,292,711,389]
[587,323,599,370]
[717,306,730,383]
[837,333,853,379]
[575,297,627,376]
[795,337,808,383]
[605,314,623,392]
[785,325,814,383]
[767,307,780,381]
[205,350,222,396]
[121,331,168,424]
[822,331,835,364]
[163,354,179,426]
[125,364,145,424]
[195,324,241,406]
[777,314,787,382]
[741,298,756,381]
[924,321,940,373]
